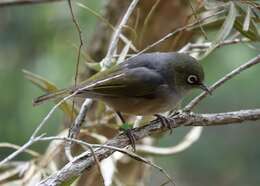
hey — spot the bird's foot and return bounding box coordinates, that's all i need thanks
[119,126,136,152]
[168,110,181,118]
[154,114,176,134]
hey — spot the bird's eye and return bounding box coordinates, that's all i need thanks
[187,75,198,84]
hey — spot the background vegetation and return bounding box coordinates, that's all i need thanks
[0,0,260,186]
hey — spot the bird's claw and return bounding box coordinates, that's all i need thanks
[120,127,136,151]
[154,114,175,134]
[125,129,136,151]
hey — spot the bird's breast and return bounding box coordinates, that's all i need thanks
[102,89,181,116]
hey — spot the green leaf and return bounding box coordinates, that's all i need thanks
[235,3,260,41]
[199,2,237,60]
[22,69,78,118]
[215,2,237,42]
[243,6,251,31]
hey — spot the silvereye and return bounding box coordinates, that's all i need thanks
[34,52,209,150]
[34,52,209,116]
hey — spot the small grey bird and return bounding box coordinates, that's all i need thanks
[34,52,209,149]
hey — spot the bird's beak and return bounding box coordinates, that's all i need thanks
[199,83,212,95]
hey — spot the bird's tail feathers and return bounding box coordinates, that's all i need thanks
[33,89,70,106]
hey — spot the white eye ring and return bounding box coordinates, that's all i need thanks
[187,75,198,84]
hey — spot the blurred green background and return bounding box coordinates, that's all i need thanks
[0,1,260,186]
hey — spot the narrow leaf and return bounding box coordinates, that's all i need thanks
[22,70,77,118]
[235,18,260,41]
[216,2,237,42]
[243,6,251,31]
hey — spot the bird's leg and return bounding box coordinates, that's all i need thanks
[154,114,176,134]
[116,112,136,151]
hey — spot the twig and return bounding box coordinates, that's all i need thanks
[0,134,45,167]
[139,0,161,45]
[0,88,86,166]
[136,127,203,155]
[77,2,138,52]
[67,0,83,127]
[0,143,40,157]
[130,10,224,58]
[184,54,260,112]
[39,108,260,185]
[67,0,83,86]
[188,0,208,39]
[65,99,93,160]
[101,0,139,69]
[31,93,77,139]
[68,99,93,139]
[0,0,62,7]
[179,38,251,53]
[38,136,174,185]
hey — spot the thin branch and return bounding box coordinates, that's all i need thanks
[101,0,139,69]
[0,134,45,167]
[179,38,251,53]
[0,0,62,7]
[65,99,93,160]
[184,54,260,112]
[136,127,203,156]
[67,0,83,133]
[77,2,138,52]
[0,88,86,166]
[37,136,174,185]
[188,0,208,39]
[68,99,93,140]
[0,143,40,157]
[139,0,161,45]
[130,10,224,58]
[67,0,83,86]
[39,108,260,185]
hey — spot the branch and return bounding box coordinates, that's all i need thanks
[136,126,203,155]
[0,0,62,6]
[101,0,139,68]
[39,109,260,185]
[130,9,225,58]
[184,54,260,112]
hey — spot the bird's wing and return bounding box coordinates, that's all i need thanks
[77,67,166,98]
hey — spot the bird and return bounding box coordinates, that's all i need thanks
[34,52,209,150]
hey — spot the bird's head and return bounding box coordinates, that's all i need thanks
[170,53,210,95]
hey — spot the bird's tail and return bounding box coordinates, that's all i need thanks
[33,89,70,106]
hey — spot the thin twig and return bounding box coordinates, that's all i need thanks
[129,10,224,58]
[101,0,139,69]
[65,99,93,160]
[139,0,161,45]
[0,143,40,157]
[67,0,83,86]
[67,0,83,123]
[0,134,45,167]
[0,88,87,166]
[178,38,252,58]
[77,2,138,52]
[188,0,208,39]
[31,93,78,139]
[0,0,62,7]
[136,127,203,155]
[38,136,174,185]
[68,99,93,139]
[184,54,260,112]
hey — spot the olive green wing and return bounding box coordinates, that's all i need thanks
[78,67,166,98]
